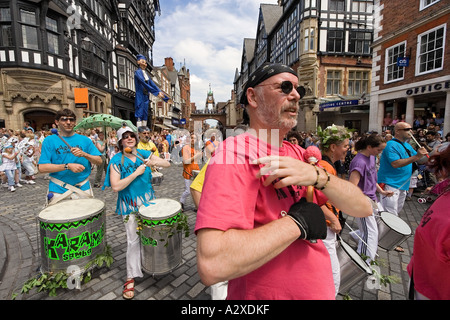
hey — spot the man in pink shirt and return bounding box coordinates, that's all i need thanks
[195,63,372,299]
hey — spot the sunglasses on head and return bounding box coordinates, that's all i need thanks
[59,117,76,122]
[256,80,305,98]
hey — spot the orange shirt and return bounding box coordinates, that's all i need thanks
[319,159,340,214]
[182,145,199,179]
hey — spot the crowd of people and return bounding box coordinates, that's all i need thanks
[0,64,449,301]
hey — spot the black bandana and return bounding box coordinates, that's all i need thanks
[240,62,298,105]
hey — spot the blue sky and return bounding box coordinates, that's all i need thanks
[153,0,278,109]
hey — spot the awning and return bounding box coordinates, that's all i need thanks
[166,124,178,129]
[154,124,169,130]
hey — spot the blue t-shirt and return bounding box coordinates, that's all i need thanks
[103,149,155,215]
[349,153,377,201]
[39,134,101,193]
[377,139,417,190]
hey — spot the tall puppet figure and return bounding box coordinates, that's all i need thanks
[134,54,169,128]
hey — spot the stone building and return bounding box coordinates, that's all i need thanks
[235,0,374,133]
[0,0,163,131]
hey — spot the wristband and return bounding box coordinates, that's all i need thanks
[312,164,320,187]
[318,167,330,190]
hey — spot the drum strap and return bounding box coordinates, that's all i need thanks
[48,176,93,205]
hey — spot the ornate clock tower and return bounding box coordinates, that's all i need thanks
[205,83,215,111]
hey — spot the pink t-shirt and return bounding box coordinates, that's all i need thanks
[407,187,450,300]
[195,133,335,300]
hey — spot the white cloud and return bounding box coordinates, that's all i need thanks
[153,0,278,109]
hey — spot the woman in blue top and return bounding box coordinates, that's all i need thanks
[103,126,170,299]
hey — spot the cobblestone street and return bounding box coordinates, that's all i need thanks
[0,162,430,302]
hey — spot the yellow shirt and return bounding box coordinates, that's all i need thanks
[190,161,209,192]
[137,140,159,157]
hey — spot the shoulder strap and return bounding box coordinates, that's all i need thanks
[321,155,336,169]
[392,139,412,157]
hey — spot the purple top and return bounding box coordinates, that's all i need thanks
[349,152,378,201]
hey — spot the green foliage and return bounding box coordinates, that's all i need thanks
[317,124,353,150]
[12,245,113,299]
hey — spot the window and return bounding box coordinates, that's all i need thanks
[416,24,445,75]
[327,30,343,53]
[420,0,440,11]
[329,0,344,11]
[118,56,135,91]
[20,9,39,50]
[0,7,13,47]
[287,41,298,65]
[348,71,369,95]
[287,8,297,32]
[349,31,371,54]
[385,41,406,83]
[304,28,315,52]
[327,70,341,95]
[46,17,59,55]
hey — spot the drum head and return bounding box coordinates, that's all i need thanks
[339,239,372,274]
[38,199,105,223]
[380,211,411,235]
[139,198,182,220]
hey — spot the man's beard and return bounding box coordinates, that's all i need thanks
[255,95,298,130]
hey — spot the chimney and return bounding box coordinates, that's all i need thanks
[165,57,174,71]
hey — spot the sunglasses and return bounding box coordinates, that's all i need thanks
[122,133,136,139]
[256,80,305,98]
[59,117,76,122]
[399,128,412,131]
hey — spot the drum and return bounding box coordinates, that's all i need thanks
[38,199,106,273]
[151,171,164,186]
[336,238,372,294]
[192,170,200,178]
[138,198,183,275]
[377,211,412,251]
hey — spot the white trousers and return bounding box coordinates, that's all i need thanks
[355,206,379,263]
[123,214,144,279]
[180,178,192,204]
[323,228,340,296]
[379,184,407,216]
[211,281,228,300]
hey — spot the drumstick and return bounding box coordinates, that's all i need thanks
[51,128,72,149]
[408,131,429,158]
[124,147,151,165]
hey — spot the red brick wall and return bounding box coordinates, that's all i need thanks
[376,1,450,90]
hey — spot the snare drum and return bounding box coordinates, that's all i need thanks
[192,170,200,178]
[38,199,106,273]
[138,198,183,275]
[377,211,412,251]
[151,171,164,186]
[336,238,372,294]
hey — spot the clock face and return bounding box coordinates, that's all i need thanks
[208,96,213,101]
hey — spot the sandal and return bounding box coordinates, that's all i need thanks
[123,279,135,300]
[394,246,405,253]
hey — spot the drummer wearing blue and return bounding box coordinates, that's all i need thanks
[38,109,102,204]
[102,126,170,299]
